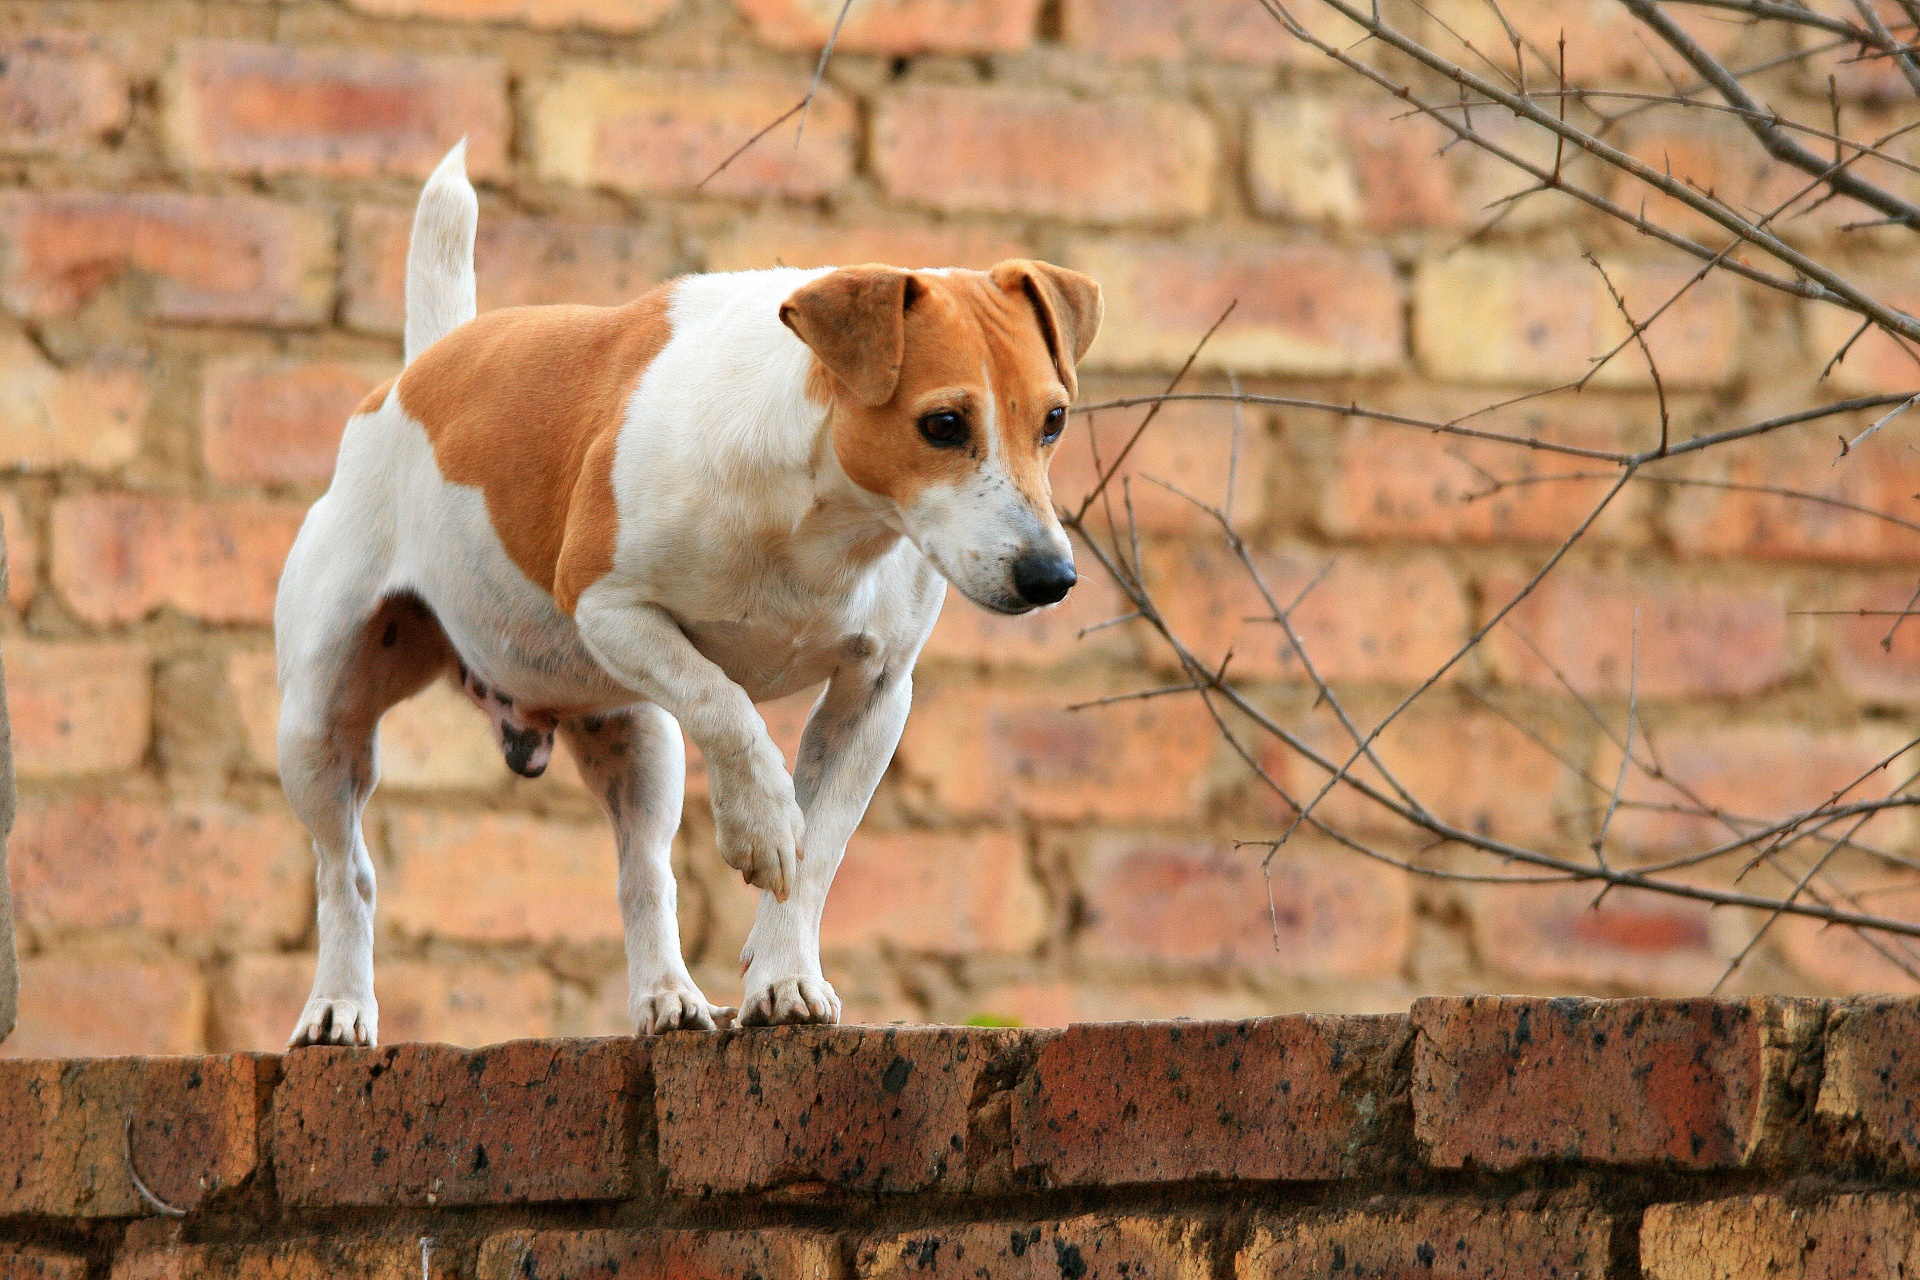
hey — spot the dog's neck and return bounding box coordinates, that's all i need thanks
[797,400,912,573]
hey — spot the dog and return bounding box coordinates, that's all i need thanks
[273,143,1103,1045]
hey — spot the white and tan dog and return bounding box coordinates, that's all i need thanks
[274,143,1101,1045]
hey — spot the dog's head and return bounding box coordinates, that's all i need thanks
[780,260,1102,614]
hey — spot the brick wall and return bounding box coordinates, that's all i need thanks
[3,999,1919,1277]
[0,0,1915,1057]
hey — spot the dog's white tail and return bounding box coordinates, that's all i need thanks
[404,140,479,366]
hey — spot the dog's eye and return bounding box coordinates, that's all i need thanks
[1041,406,1067,444]
[919,410,968,448]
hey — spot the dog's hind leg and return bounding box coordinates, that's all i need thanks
[559,705,735,1034]
[276,521,450,1046]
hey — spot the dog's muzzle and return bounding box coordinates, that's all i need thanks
[1012,552,1076,607]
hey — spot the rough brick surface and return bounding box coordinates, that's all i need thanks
[112,1240,458,1280]
[272,1039,643,1205]
[165,40,507,180]
[477,1229,838,1280]
[740,0,1040,54]
[383,810,625,945]
[703,218,1030,275]
[1642,1195,1920,1280]
[5,957,207,1058]
[2,641,150,778]
[823,830,1047,955]
[1014,1016,1408,1184]
[1412,996,1792,1169]
[52,494,303,624]
[654,1025,1024,1194]
[201,358,388,487]
[0,1253,86,1280]
[344,0,675,31]
[1241,1201,1613,1279]
[0,1053,272,1217]
[859,1215,1206,1278]
[1817,997,1920,1166]
[0,35,127,154]
[0,332,147,470]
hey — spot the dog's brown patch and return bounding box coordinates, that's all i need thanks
[355,375,396,419]
[395,283,677,614]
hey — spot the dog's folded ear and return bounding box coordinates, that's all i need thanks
[779,266,912,408]
[989,260,1103,397]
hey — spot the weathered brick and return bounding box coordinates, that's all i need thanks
[875,87,1215,222]
[273,1038,643,1206]
[216,954,564,1051]
[1642,1195,1920,1279]
[1412,996,1794,1169]
[343,204,675,337]
[52,494,303,624]
[1071,238,1402,375]
[0,1252,86,1280]
[703,217,1030,274]
[201,358,388,487]
[1052,392,1273,534]
[1779,886,1920,995]
[1470,881,1727,994]
[3,641,149,777]
[1421,0,1751,86]
[1062,0,1349,63]
[896,681,1215,822]
[165,40,507,180]
[343,0,675,31]
[0,1052,270,1216]
[2,490,35,608]
[1478,569,1793,699]
[1415,250,1743,389]
[655,1025,1021,1194]
[1075,837,1411,979]
[1833,575,1920,704]
[1241,1201,1612,1279]
[6,956,206,1059]
[741,0,1039,53]
[860,1215,1205,1278]
[12,799,309,946]
[1817,997,1920,1166]
[1149,543,1469,685]
[384,810,623,945]
[533,66,855,199]
[0,193,334,326]
[1806,283,1920,396]
[112,1239,458,1280]
[920,573,1135,668]
[0,332,147,471]
[823,829,1047,955]
[1013,1016,1406,1184]
[477,1229,838,1280]
[0,34,128,154]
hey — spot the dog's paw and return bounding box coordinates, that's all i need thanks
[631,982,736,1036]
[711,761,806,901]
[740,975,841,1027]
[290,996,378,1047]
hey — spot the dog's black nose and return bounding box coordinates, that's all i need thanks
[1012,553,1076,607]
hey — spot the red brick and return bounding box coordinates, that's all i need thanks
[113,1240,458,1280]
[1809,280,1920,394]
[1012,1015,1406,1184]
[1075,837,1411,979]
[860,1215,1205,1278]
[654,1025,1020,1194]
[2,641,149,777]
[201,358,388,487]
[875,87,1215,223]
[1150,543,1468,685]
[3,955,205,1059]
[822,829,1047,955]
[1071,238,1402,375]
[1412,995,1792,1169]
[1817,997,1920,1167]
[52,494,303,624]
[0,1253,86,1280]
[920,573,1135,668]
[0,1052,270,1217]
[11,799,310,947]
[534,66,855,200]
[1470,881,1727,994]
[704,216,1031,274]
[1242,1201,1612,1279]
[0,332,147,471]
[0,193,334,326]
[1421,0,1752,86]
[1052,391,1272,535]
[165,40,507,181]
[1779,883,1920,995]
[1642,1195,1920,1279]
[477,1229,837,1280]
[344,0,675,31]
[343,204,675,337]
[273,1038,643,1205]
[1415,251,1743,389]
[1833,575,1920,704]
[741,0,1038,53]
[1478,570,1793,699]
[0,35,127,155]
[1062,0,1351,63]
[384,810,624,945]
[896,681,1215,822]
[1,491,35,609]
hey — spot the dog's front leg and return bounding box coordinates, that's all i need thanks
[739,663,914,1026]
[574,597,805,899]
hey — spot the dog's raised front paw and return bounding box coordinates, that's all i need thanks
[290,995,377,1047]
[711,761,805,901]
[631,982,737,1036]
[740,975,841,1027]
